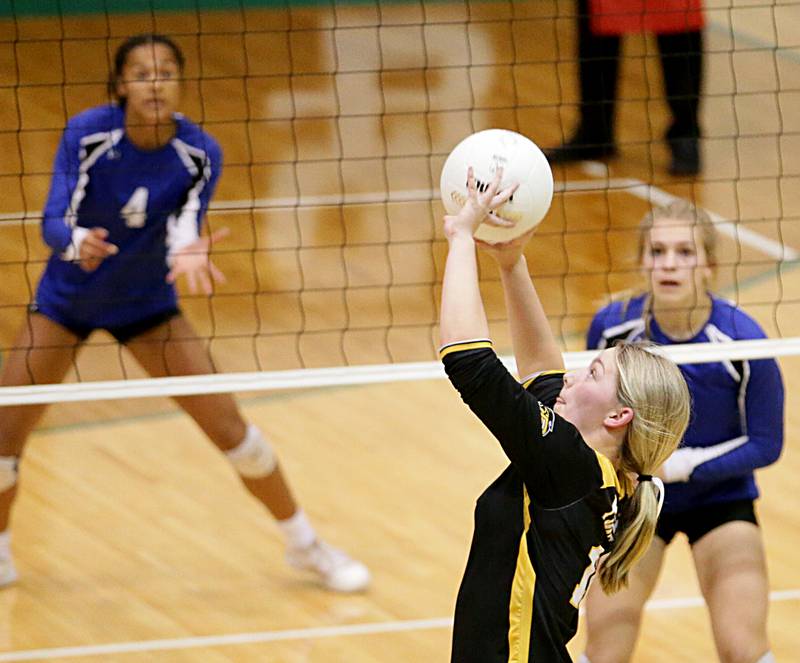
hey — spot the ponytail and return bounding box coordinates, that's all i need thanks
[598,477,663,593]
[597,343,689,593]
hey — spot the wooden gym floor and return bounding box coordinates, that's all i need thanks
[0,2,798,660]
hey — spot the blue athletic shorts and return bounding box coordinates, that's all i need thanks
[31,303,181,344]
[657,499,758,546]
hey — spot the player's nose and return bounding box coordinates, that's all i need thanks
[662,249,678,269]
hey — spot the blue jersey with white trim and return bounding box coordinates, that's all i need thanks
[587,294,784,513]
[36,104,222,329]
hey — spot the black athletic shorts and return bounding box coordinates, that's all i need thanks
[657,499,759,546]
[32,305,181,344]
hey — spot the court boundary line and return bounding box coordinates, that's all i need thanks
[580,162,798,261]
[0,589,796,661]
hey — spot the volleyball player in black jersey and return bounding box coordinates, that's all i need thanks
[439,168,690,663]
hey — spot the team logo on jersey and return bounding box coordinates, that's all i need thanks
[602,495,619,542]
[539,403,555,437]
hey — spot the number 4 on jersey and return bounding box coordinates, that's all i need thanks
[120,187,149,228]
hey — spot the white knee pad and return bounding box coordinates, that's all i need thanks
[0,457,18,493]
[225,425,277,478]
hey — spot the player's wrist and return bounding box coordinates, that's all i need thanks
[497,254,526,273]
[59,226,91,262]
[445,228,476,245]
[443,214,476,242]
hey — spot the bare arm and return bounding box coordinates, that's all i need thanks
[440,233,487,345]
[439,168,517,347]
[479,233,565,377]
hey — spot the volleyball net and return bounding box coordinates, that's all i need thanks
[1,0,799,407]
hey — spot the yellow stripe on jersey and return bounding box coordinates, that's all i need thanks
[521,369,566,390]
[594,450,626,497]
[438,339,493,360]
[507,487,535,663]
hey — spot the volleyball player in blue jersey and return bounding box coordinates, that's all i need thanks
[577,202,783,663]
[0,34,369,593]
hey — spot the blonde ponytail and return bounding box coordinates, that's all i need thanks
[598,343,690,594]
[598,479,664,594]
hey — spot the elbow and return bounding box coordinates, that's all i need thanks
[764,441,784,467]
[41,229,60,252]
[41,233,60,254]
[755,438,783,469]
[41,218,69,253]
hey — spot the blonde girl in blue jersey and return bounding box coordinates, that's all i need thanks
[579,202,783,663]
[0,34,368,593]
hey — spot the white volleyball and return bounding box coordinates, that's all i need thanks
[440,129,554,242]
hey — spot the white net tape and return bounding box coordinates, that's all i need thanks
[1,337,797,406]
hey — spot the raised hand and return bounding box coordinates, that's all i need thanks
[443,167,518,241]
[166,227,230,295]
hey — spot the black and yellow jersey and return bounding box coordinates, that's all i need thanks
[440,340,623,663]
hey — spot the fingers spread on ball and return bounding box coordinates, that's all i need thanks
[485,211,516,228]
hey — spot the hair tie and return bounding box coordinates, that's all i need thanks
[637,475,665,518]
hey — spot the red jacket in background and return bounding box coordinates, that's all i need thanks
[589,0,704,35]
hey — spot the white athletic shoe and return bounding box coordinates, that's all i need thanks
[0,551,17,588]
[286,540,370,593]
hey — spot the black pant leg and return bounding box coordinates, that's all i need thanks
[576,0,621,142]
[657,30,703,140]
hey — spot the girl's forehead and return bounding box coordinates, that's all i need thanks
[125,43,178,67]
[600,346,618,366]
[595,347,619,373]
[647,218,700,242]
